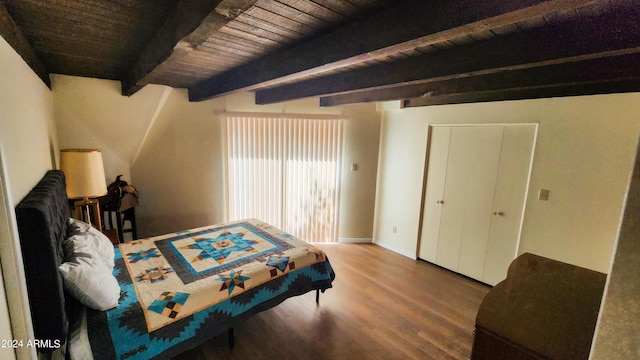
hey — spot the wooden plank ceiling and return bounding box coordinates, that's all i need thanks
[1,0,639,108]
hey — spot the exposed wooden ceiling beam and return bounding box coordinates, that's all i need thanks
[402,78,640,108]
[121,0,257,96]
[319,54,640,106]
[188,0,604,101]
[0,2,49,88]
[255,8,640,104]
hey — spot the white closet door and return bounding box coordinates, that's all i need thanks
[483,125,536,285]
[456,126,504,279]
[419,124,536,285]
[435,127,472,271]
[436,126,503,274]
[418,127,451,263]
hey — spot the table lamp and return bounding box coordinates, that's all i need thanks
[60,149,108,230]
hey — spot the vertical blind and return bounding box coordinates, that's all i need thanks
[224,113,343,243]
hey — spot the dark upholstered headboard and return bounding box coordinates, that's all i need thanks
[15,170,70,351]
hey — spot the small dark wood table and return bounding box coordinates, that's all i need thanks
[102,228,120,245]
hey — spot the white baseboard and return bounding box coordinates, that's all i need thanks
[373,240,418,260]
[338,238,372,244]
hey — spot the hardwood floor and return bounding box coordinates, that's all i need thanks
[172,243,490,360]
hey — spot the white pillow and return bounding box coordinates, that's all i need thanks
[66,218,115,268]
[60,219,120,311]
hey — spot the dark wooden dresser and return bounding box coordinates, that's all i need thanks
[471,253,607,360]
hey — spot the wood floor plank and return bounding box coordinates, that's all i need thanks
[172,244,490,360]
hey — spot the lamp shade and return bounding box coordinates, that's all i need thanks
[60,149,108,199]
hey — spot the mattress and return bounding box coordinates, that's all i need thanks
[73,218,335,359]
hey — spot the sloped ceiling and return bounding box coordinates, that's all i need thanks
[1,0,639,108]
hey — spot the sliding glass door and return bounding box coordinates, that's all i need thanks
[224,113,343,243]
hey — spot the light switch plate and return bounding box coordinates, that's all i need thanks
[539,189,550,201]
[351,163,358,171]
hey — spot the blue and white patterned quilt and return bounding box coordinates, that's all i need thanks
[86,218,335,359]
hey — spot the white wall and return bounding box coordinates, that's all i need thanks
[0,35,59,360]
[0,176,16,360]
[52,74,171,183]
[130,89,228,237]
[50,79,381,241]
[373,111,431,258]
[340,104,380,240]
[131,90,381,239]
[0,39,57,203]
[374,94,640,273]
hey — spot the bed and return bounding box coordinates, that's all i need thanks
[15,170,335,359]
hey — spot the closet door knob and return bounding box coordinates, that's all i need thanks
[493,211,504,216]
[437,200,444,204]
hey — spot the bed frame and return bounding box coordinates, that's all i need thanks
[15,170,73,352]
[15,170,330,356]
